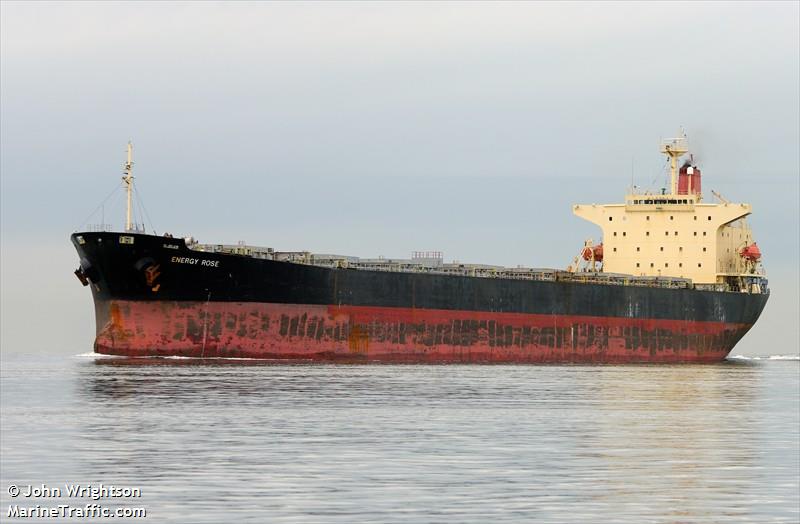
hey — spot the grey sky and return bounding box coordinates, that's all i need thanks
[1,1,798,356]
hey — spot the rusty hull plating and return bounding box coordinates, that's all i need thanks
[94,300,753,363]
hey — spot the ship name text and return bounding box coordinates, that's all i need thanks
[170,256,219,268]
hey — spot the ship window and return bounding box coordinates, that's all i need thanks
[698,263,702,267]
[665,231,669,236]
[708,216,712,221]
[609,217,613,221]
[679,263,683,267]
[636,247,640,252]
[650,263,654,268]
[636,263,640,268]
[694,216,697,220]
[665,263,669,268]
[703,232,707,236]
[660,247,664,251]
[670,216,674,220]
[646,216,650,220]
[679,247,683,252]
[703,247,707,252]
[623,232,626,236]
[694,232,697,236]
[613,247,617,252]
[646,232,650,236]
[674,231,678,236]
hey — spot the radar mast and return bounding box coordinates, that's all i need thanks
[659,131,688,195]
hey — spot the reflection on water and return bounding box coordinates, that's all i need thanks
[1,354,798,523]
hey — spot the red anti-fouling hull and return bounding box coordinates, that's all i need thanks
[94,300,751,363]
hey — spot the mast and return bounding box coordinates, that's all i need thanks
[659,132,688,195]
[123,141,134,231]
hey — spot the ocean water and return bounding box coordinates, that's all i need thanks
[1,353,798,523]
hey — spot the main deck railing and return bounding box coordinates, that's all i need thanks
[190,242,767,294]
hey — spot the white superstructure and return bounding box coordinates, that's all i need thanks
[573,134,764,288]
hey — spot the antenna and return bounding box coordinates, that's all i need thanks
[123,141,134,231]
[630,155,634,193]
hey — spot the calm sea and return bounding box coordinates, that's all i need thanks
[1,353,798,523]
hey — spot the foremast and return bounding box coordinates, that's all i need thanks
[123,141,134,232]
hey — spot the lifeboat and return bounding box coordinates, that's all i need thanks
[582,243,604,262]
[739,243,761,262]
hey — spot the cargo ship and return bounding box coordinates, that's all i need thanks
[71,136,768,362]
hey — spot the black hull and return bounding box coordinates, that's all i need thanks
[71,232,769,362]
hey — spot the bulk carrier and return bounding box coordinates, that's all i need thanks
[72,135,768,362]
